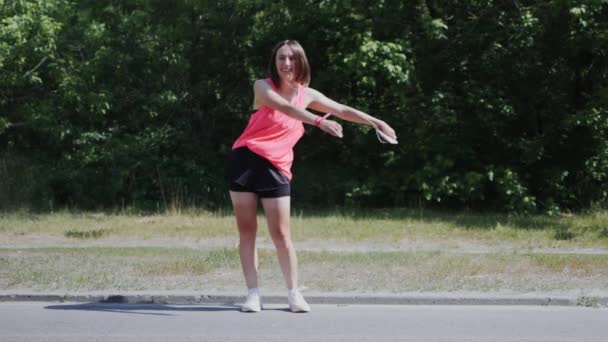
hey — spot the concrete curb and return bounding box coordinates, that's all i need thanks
[1,292,607,307]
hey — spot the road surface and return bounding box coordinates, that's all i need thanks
[1,302,606,341]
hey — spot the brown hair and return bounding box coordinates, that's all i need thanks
[269,40,310,87]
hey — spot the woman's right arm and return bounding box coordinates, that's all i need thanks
[254,80,343,138]
[306,87,397,141]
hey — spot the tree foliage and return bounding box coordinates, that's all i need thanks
[1,0,607,212]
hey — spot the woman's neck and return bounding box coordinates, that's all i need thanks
[279,79,298,92]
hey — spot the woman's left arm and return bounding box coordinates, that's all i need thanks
[306,88,397,139]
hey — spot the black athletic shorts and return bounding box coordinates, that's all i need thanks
[225,147,291,198]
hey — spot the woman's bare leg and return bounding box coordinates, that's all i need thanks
[229,191,259,289]
[262,195,310,312]
[261,196,298,289]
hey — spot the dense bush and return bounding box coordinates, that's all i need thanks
[1,0,607,212]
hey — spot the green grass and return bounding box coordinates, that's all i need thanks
[64,229,111,239]
[0,210,236,239]
[1,208,607,294]
[1,208,608,249]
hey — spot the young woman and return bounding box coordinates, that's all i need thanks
[226,40,397,312]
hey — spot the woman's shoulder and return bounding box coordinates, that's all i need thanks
[253,79,266,87]
[302,85,321,99]
[252,79,273,109]
[254,78,275,88]
[252,79,269,96]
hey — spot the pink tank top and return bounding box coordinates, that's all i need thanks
[232,78,306,180]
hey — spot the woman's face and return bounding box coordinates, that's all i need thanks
[275,45,296,84]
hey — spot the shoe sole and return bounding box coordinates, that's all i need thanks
[241,304,262,313]
[289,305,311,313]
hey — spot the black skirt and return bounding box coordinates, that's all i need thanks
[225,147,291,198]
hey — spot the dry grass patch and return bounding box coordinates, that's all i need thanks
[0,247,240,291]
[296,250,608,294]
[1,247,607,294]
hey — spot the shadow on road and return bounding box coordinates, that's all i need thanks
[44,303,241,316]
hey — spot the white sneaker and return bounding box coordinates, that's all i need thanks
[288,289,311,313]
[241,289,261,312]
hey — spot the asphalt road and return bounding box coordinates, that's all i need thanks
[1,302,606,342]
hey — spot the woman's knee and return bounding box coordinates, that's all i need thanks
[238,225,257,244]
[270,228,292,250]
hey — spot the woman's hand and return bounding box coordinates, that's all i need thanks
[319,120,343,138]
[375,120,397,141]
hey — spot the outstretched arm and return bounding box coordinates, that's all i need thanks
[306,88,397,140]
[254,80,342,138]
